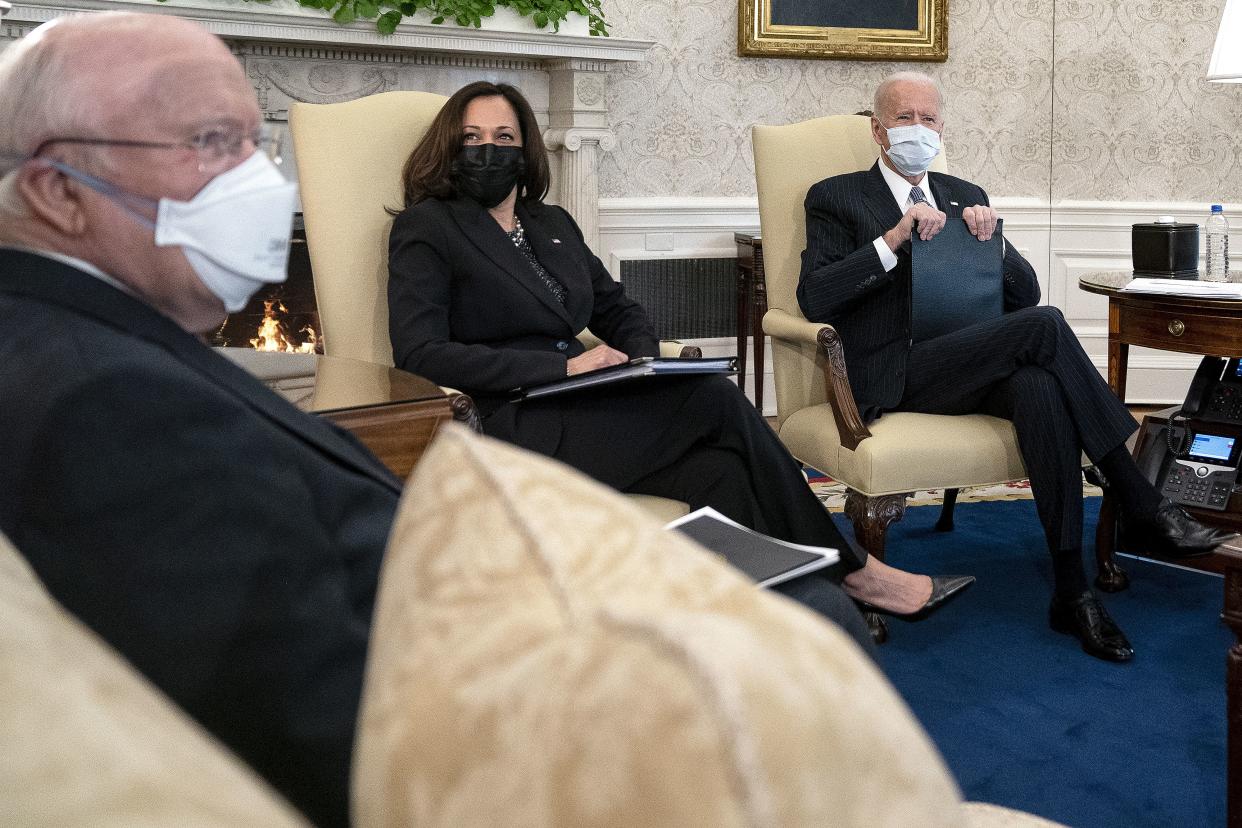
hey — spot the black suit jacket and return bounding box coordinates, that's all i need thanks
[388,197,659,452]
[797,163,1041,421]
[0,249,402,828]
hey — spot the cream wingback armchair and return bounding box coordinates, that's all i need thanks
[289,91,688,520]
[752,114,1027,563]
[290,91,446,369]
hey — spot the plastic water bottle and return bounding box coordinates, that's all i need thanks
[1205,204,1230,282]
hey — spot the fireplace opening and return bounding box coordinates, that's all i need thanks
[210,216,323,353]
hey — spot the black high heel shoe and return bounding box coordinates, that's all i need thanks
[853,575,976,622]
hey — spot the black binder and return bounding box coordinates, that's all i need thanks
[910,218,1004,342]
[514,356,736,401]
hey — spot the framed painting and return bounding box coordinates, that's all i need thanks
[738,0,948,61]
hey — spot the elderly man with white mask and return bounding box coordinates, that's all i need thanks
[0,14,403,826]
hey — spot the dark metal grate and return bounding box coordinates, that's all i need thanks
[619,258,736,339]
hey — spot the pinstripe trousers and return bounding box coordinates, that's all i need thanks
[894,305,1137,551]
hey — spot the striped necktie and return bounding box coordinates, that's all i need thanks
[909,185,927,206]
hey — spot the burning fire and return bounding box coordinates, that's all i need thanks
[251,300,320,354]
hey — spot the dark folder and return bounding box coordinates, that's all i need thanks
[514,356,736,401]
[910,218,1004,342]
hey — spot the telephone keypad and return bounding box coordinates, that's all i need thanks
[1206,384,1242,424]
[1162,463,1234,510]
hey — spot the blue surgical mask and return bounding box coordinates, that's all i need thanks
[884,124,942,177]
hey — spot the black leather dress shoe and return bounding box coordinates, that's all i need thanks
[854,575,975,622]
[1049,591,1134,662]
[1123,499,1238,559]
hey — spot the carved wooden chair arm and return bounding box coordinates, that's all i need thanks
[761,308,872,451]
[447,392,482,433]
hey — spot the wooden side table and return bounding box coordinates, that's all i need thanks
[734,232,768,411]
[219,348,479,482]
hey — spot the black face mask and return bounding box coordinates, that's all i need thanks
[451,144,526,209]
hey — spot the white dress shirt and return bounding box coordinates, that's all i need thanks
[871,162,936,273]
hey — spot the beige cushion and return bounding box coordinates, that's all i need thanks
[354,423,967,827]
[0,533,307,827]
[626,492,691,521]
[780,406,1026,495]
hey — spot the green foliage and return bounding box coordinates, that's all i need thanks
[160,0,609,37]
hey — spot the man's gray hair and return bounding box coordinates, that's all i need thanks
[872,71,943,120]
[0,17,131,214]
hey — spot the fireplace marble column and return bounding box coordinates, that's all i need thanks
[0,0,650,255]
[543,59,617,253]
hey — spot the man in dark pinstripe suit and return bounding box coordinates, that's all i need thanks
[797,71,1235,662]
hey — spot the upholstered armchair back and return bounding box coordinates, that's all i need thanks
[290,91,448,367]
[752,115,947,425]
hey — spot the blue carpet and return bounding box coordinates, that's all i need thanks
[867,498,1229,827]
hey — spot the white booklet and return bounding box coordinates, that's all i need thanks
[1122,277,1242,299]
[665,506,839,588]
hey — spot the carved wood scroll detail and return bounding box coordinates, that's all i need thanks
[815,325,871,451]
[844,491,909,561]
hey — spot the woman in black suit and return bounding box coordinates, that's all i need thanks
[387,81,971,638]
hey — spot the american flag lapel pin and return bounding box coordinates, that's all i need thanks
[551,238,562,244]
[949,201,959,206]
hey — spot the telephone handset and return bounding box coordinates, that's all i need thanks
[1179,356,1241,421]
[1138,355,1242,511]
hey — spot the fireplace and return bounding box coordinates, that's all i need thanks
[210,216,322,353]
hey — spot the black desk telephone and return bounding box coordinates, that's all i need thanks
[1135,356,1242,511]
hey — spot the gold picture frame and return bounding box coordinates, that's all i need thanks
[738,0,948,62]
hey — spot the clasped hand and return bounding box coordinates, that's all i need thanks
[567,344,629,376]
[884,203,999,250]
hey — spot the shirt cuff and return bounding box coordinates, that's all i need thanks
[872,237,898,272]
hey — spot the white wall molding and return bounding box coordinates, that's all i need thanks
[600,197,1227,413]
[3,0,652,61]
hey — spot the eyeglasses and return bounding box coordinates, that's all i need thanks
[32,122,283,175]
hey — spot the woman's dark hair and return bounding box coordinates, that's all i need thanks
[396,81,551,209]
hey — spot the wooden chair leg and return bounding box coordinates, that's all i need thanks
[1094,491,1130,592]
[935,488,959,532]
[863,612,889,644]
[844,491,909,561]
[844,491,910,645]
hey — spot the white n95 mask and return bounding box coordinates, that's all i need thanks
[884,124,942,178]
[154,151,298,312]
[45,151,298,313]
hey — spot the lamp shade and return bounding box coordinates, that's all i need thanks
[1209,0,1242,82]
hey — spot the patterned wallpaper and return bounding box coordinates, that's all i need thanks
[598,0,1241,203]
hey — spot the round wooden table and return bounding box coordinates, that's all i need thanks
[1078,270,1242,400]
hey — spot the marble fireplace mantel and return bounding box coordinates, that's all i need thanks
[0,0,652,251]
